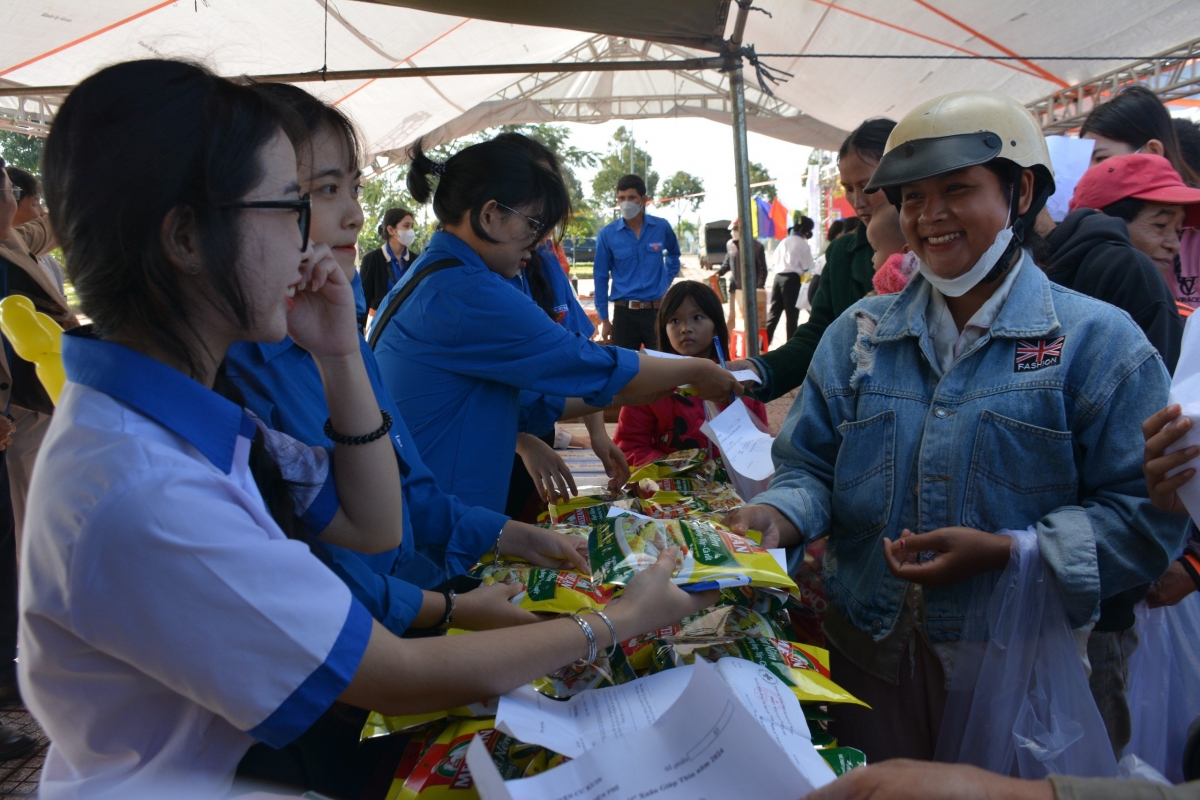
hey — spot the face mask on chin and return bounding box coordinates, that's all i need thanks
[917,226,1015,297]
[619,201,642,220]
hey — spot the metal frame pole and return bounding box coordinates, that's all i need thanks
[728,62,759,356]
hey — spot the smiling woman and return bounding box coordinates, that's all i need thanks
[725,90,1184,765]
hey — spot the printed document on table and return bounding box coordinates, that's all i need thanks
[700,398,775,480]
[470,659,832,800]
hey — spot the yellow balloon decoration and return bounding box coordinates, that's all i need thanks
[0,295,65,405]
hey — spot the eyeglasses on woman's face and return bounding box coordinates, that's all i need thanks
[496,202,544,242]
[220,195,312,252]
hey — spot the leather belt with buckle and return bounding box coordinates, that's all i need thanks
[615,299,662,310]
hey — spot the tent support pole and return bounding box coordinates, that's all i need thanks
[727,6,758,357]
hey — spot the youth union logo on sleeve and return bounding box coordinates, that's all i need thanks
[1014,336,1065,372]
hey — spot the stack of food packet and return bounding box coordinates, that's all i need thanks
[365,449,866,798]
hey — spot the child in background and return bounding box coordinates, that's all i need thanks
[865,201,915,296]
[614,281,768,466]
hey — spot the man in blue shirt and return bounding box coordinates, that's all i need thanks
[593,174,681,350]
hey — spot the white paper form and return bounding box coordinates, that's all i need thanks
[1167,312,1200,521]
[700,398,775,481]
[1044,136,1096,222]
[490,658,834,788]
[470,659,832,800]
[728,369,762,384]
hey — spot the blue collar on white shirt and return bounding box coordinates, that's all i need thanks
[63,329,255,474]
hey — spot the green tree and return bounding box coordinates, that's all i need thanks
[660,171,705,240]
[0,131,44,172]
[591,126,659,207]
[498,123,598,207]
[749,161,776,201]
[660,171,705,211]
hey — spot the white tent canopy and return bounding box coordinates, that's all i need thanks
[3,0,1200,171]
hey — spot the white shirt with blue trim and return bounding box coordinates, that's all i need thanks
[19,332,373,800]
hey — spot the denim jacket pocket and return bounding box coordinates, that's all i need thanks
[832,410,896,543]
[962,410,1077,532]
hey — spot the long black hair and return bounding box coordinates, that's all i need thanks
[838,118,898,165]
[45,60,314,539]
[1081,85,1199,186]
[407,132,571,245]
[656,280,728,359]
[44,59,287,379]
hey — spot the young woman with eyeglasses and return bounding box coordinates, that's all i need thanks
[369,135,743,516]
[22,60,714,799]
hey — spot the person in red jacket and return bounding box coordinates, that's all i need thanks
[615,280,769,466]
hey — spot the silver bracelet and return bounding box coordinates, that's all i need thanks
[581,609,618,658]
[567,613,597,668]
[493,527,503,565]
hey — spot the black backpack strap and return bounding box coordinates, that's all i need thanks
[367,258,462,349]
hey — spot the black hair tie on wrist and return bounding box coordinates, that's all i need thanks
[324,410,393,445]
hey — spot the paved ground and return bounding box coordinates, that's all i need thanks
[0,698,48,797]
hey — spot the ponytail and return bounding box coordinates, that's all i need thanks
[405,133,571,245]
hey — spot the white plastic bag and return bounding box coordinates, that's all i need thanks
[1125,592,1200,784]
[935,527,1118,778]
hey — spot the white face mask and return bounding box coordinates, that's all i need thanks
[619,201,642,220]
[917,226,1013,297]
[397,229,416,247]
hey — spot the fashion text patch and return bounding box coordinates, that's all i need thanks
[1014,336,1065,372]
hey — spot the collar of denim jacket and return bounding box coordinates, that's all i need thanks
[870,249,1059,344]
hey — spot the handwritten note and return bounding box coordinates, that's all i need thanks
[700,398,775,481]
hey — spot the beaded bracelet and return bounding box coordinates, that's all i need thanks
[324,410,393,446]
[436,589,457,632]
[581,609,618,658]
[567,613,597,668]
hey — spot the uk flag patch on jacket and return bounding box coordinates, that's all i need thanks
[1014,336,1065,372]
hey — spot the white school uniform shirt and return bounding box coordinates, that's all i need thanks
[19,332,372,800]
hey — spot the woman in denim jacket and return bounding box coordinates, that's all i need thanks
[727,91,1188,762]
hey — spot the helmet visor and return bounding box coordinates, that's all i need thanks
[865,131,1004,194]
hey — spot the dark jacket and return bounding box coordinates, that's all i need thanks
[1044,209,1182,374]
[749,225,875,402]
[1044,208,1185,632]
[360,244,417,313]
[718,238,768,291]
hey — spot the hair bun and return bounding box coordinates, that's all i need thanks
[430,161,447,177]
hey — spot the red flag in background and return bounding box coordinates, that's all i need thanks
[769,198,789,240]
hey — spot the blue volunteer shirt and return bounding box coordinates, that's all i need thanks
[373,231,640,513]
[225,334,510,635]
[511,246,597,437]
[593,212,681,321]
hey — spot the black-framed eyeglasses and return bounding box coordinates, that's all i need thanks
[220,195,312,252]
[2,186,22,203]
[496,202,544,241]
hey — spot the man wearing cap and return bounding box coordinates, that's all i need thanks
[1070,153,1200,316]
[593,174,681,349]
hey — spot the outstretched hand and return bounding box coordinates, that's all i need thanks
[723,504,800,549]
